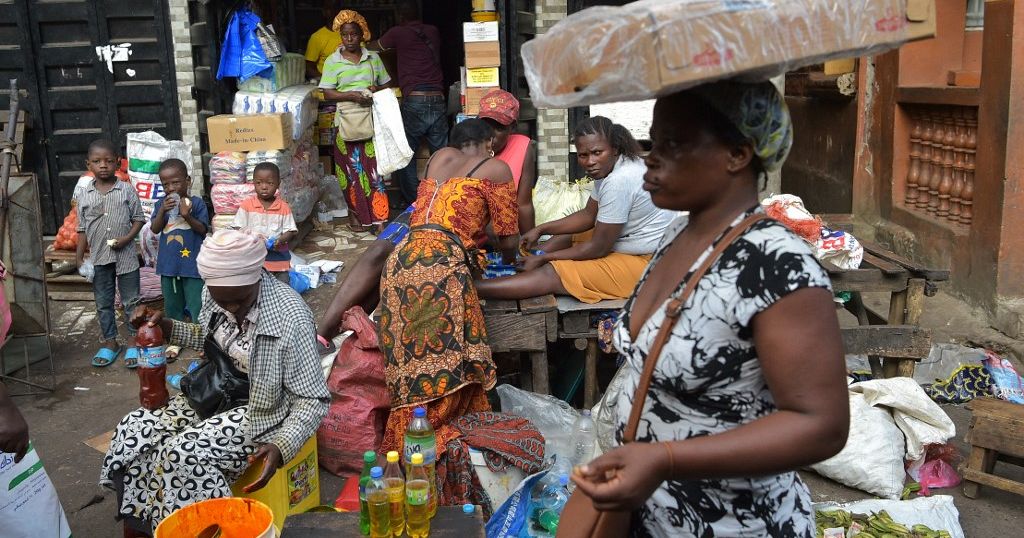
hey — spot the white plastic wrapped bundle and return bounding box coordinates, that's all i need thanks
[280,183,317,223]
[246,150,293,181]
[232,84,319,140]
[126,131,193,218]
[210,151,247,184]
[211,183,256,215]
[211,214,236,232]
[236,53,306,93]
[522,0,911,108]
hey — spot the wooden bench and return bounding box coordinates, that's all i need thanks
[961,397,1024,499]
[555,297,626,408]
[480,295,557,395]
[282,506,485,537]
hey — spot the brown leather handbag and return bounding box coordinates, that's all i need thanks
[556,213,767,538]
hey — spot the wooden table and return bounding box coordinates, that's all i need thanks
[824,237,949,378]
[480,295,557,395]
[961,397,1024,499]
[281,506,486,537]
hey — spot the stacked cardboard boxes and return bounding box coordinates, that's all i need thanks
[463,21,500,115]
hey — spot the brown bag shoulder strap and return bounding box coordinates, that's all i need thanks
[622,213,768,442]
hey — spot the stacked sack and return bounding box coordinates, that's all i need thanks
[233,84,319,140]
[246,150,293,181]
[236,52,305,93]
[210,151,253,230]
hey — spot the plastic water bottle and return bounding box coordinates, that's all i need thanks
[165,192,180,221]
[405,453,431,538]
[529,473,570,536]
[570,410,596,469]
[359,451,378,535]
[405,407,437,517]
[367,467,392,538]
[384,451,406,537]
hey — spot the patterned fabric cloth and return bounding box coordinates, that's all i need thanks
[379,227,496,408]
[331,9,371,40]
[100,396,256,533]
[409,176,519,252]
[75,179,146,275]
[437,412,545,518]
[692,80,793,173]
[334,138,389,225]
[167,273,330,462]
[612,207,832,538]
[924,365,994,404]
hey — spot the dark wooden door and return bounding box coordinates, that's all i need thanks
[0,0,180,234]
[500,0,537,138]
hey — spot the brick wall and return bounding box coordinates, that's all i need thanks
[167,0,203,195]
[535,0,570,182]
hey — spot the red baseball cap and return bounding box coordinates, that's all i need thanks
[478,89,520,126]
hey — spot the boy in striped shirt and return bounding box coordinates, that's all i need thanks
[231,163,297,283]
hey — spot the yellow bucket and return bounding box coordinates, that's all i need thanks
[231,436,320,531]
[155,497,276,538]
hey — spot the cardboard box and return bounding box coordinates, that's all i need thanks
[464,87,489,115]
[464,21,499,42]
[907,0,937,42]
[207,114,292,153]
[465,41,501,68]
[466,67,500,88]
[823,58,856,76]
[522,0,927,108]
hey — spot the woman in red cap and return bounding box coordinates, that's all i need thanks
[478,89,538,233]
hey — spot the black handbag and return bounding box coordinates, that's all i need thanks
[180,314,251,420]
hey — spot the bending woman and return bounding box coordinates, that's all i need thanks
[377,119,518,461]
[101,230,330,535]
[475,116,675,303]
[571,81,848,537]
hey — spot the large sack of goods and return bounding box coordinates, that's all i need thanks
[522,0,932,108]
[233,84,319,141]
[127,131,193,218]
[210,151,247,184]
[211,183,256,215]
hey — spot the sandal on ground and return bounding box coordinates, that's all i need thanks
[91,345,124,368]
[165,345,181,364]
[124,347,140,369]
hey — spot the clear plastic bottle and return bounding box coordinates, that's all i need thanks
[570,410,596,469]
[367,467,392,538]
[404,407,437,518]
[405,453,431,538]
[359,450,378,536]
[533,474,570,536]
[384,451,406,537]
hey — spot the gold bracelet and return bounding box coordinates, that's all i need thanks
[662,441,675,476]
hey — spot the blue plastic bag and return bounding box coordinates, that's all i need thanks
[288,269,311,294]
[216,8,272,82]
[486,471,546,538]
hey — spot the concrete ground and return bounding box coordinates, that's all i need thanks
[6,225,1024,536]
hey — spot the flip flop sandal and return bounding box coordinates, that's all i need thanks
[165,345,181,364]
[91,345,123,368]
[124,347,140,369]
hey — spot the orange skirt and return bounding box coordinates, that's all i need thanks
[549,252,652,303]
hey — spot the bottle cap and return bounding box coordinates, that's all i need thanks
[363,451,377,463]
[386,451,400,463]
[581,409,592,417]
[413,407,427,418]
[371,467,383,478]
[559,474,570,486]
[411,453,424,465]
[462,504,475,515]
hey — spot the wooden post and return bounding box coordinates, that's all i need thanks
[529,351,549,396]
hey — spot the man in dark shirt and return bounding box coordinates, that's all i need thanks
[372,0,447,205]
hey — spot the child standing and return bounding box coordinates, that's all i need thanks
[150,158,209,360]
[232,162,298,283]
[75,139,146,368]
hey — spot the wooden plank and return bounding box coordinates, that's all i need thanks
[282,507,485,537]
[520,294,557,314]
[47,291,93,301]
[529,350,549,396]
[584,339,599,408]
[484,313,546,353]
[829,277,908,293]
[861,252,904,275]
[896,86,981,107]
[480,298,519,314]
[961,467,1024,498]
[966,417,1024,457]
[905,279,926,326]
[561,311,590,335]
[857,239,950,281]
[840,326,932,359]
[969,397,1024,419]
[545,310,558,343]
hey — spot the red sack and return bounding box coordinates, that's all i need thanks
[317,306,390,476]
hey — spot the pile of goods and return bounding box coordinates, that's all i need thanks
[815,509,952,538]
[233,84,319,140]
[762,194,864,270]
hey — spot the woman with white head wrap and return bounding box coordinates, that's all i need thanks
[100,230,330,535]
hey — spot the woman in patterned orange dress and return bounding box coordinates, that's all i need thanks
[378,119,519,470]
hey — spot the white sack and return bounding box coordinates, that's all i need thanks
[372,89,414,176]
[0,444,72,538]
[851,377,956,463]
[126,131,193,219]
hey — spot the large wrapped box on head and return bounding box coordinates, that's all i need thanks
[522,0,934,109]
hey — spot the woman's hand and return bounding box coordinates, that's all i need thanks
[243,443,283,493]
[571,443,670,512]
[520,227,543,251]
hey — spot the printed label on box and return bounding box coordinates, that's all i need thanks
[466,67,500,87]
[463,21,499,42]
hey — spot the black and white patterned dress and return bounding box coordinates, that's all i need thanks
[612,208,832,538]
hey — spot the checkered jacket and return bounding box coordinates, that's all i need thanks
[169,273,330,462]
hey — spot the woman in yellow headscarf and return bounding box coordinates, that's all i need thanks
[318,10,392,232]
